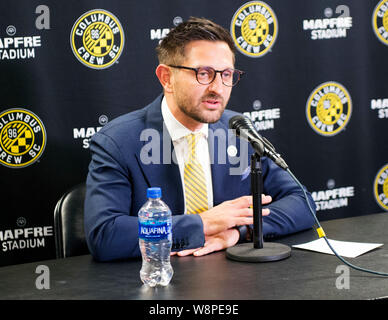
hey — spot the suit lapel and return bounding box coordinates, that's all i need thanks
[209,121,244,205]
[135,95,184,214]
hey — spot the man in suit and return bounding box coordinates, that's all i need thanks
[84,17,315,261]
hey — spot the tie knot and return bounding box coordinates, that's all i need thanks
[186,132,201,148]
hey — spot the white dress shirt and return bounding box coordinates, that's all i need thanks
[161,96,213,214]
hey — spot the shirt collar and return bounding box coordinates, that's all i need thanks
[161,96,208,142]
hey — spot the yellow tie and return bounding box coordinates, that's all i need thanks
[184,133,208,214]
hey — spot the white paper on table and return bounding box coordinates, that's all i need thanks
[292,238,383,258]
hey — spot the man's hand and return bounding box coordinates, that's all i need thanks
[171,228,240,257]
[171,194,272,257]
[199,195,271,236]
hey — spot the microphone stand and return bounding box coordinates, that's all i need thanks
[226,152,291,262]
[251,153,264,249]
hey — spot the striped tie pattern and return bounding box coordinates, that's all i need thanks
[184,133,208,214]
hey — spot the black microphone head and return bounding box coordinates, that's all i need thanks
[229,115,260,139]
[228,115,244,131]
[228,115,288,169]
[228,115,265,156]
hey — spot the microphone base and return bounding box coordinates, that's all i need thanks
[226,242,291,263]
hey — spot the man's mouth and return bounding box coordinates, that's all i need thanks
[202,98,222,109]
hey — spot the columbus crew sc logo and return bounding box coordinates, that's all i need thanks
[306,82,352,136]
[0,108,46,168]
[374,164,388,211]
[372,0,388,45]
[230,1,278,58]
[70,9,124,69]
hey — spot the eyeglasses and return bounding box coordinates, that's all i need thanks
[168,65,245,87]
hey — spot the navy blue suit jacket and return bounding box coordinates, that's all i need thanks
[84,94,315,261]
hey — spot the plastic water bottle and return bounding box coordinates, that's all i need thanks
[138,187,173,287]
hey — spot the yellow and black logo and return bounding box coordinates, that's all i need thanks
[230,1,278,58]
[306,82,352,136]
[374,164,388,211]
[70,9,124,69]
[372,0,388,46]
[0,108,46,168]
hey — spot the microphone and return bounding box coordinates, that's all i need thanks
[229,115,289,170]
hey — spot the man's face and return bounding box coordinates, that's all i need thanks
[170,40,234,128]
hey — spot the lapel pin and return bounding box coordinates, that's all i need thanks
[227,145,238,157]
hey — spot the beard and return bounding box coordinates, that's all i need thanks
[175,92,228,124]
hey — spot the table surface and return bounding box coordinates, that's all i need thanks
[1,212,388,300]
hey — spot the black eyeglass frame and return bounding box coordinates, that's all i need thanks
[168,65,245,87]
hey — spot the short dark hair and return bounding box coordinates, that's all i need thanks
[156,17,235,65]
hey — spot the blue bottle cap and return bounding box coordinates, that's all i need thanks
[147,187,161,199]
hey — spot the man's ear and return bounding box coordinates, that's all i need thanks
[155,64,173,93]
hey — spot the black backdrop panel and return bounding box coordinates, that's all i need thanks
[1,0,387,266]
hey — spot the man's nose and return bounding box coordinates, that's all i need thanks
[207,73,224,94]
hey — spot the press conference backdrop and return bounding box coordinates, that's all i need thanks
[0,0,387,267]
